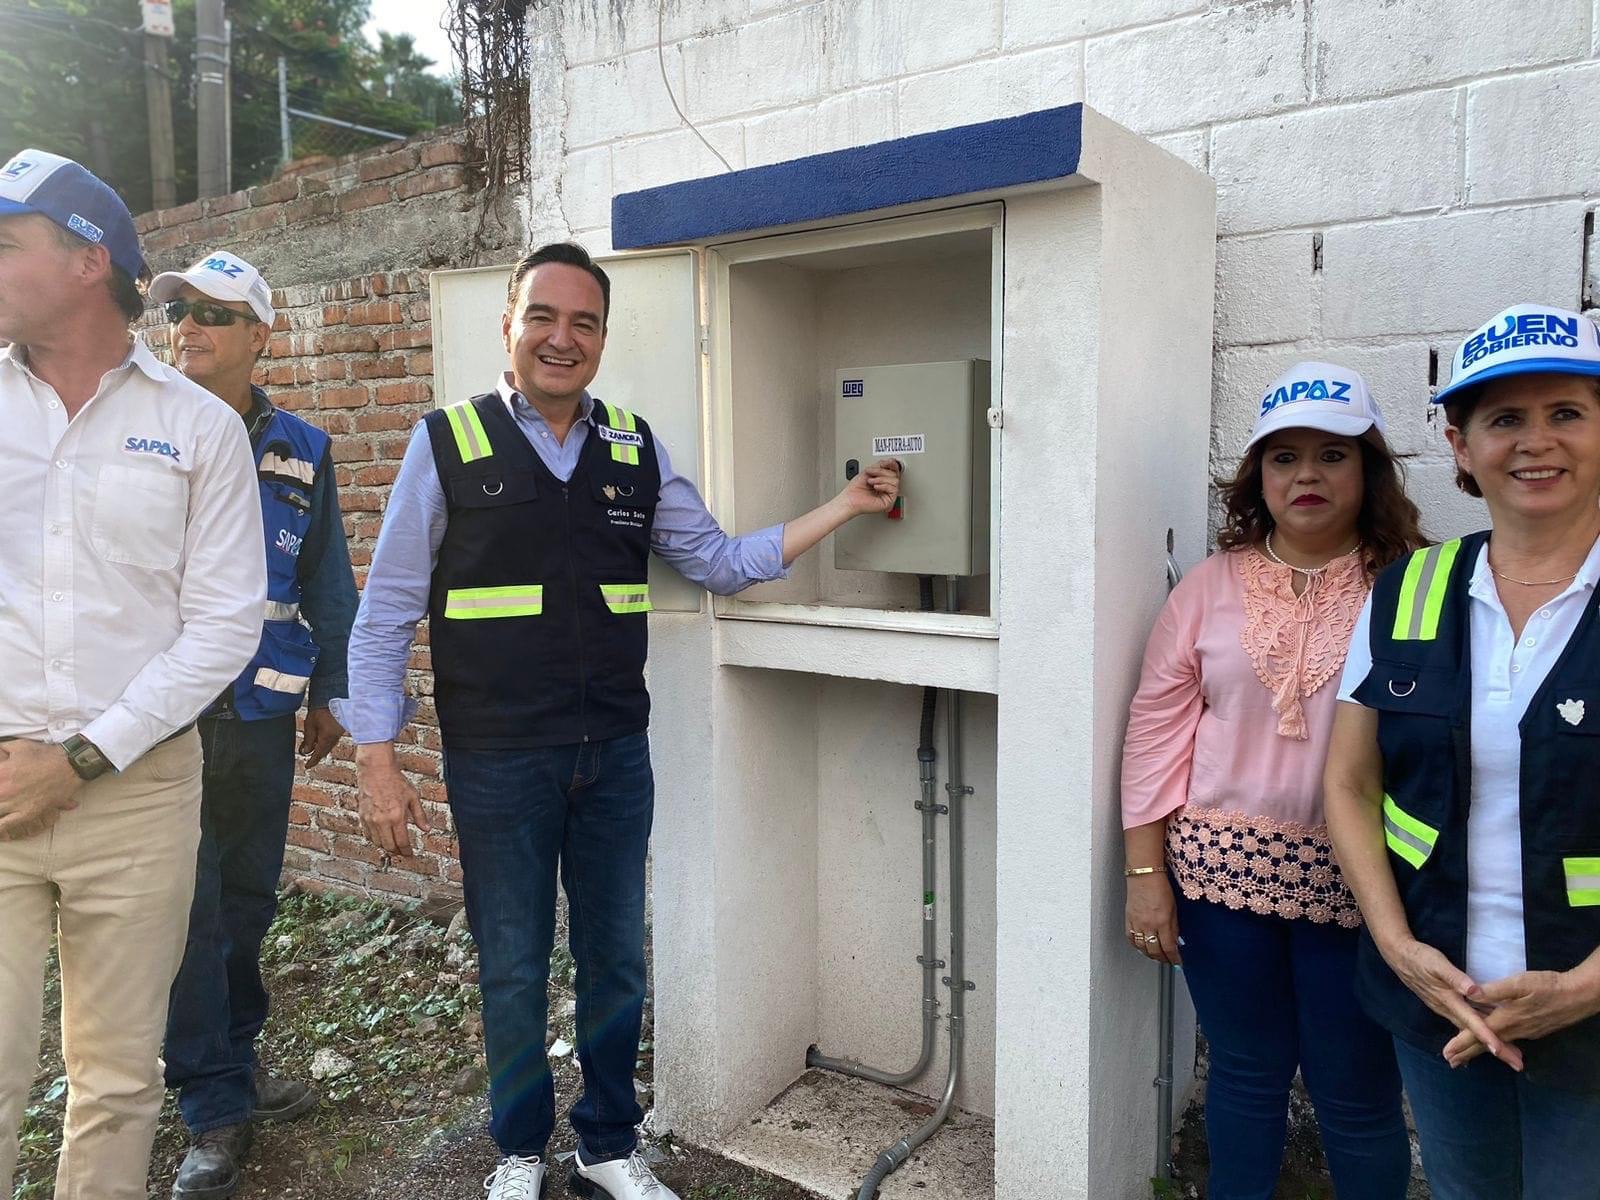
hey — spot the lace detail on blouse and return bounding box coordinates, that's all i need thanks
[1167,807,1361,927]
[1237,547,1367,740]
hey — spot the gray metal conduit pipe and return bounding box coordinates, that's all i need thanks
[808,576,941,1088]
[855,576,972,1200]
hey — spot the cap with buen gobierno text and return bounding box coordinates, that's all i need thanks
[0,149,147,280]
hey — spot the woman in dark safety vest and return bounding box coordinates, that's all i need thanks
[1328,303,1600,1200]
[1121,361,1421,1198]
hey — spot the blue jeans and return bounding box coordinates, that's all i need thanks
[164,712,298,1132]
[444,733,652,1161]
[1174,888,1410,1200]
[1395,1035,1600,1199]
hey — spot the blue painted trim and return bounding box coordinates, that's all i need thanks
[612,104,1084,249]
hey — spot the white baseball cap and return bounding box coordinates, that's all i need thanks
[1434,303,1600,407]
[1245,361,1387,451]
[149,250,275,325]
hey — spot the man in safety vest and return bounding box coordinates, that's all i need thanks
[152,251,358,1199]
[336,242,901,1200]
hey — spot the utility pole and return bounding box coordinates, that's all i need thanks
[141,2,177,210]
[278,55,292,166]
[195,0,229,198]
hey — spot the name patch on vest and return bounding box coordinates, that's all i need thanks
[597,425,644,448]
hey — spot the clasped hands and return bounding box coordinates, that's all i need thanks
[1389,936,1600,1070]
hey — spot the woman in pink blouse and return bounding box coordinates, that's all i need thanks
[1121,362,1423,1199]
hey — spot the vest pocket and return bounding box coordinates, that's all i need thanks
[599,583,652,614]
[1358,661,1457,716]
[448,470,537,509]
[444,585,544,619]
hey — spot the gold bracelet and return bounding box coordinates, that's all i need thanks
[1123,865,1161,877]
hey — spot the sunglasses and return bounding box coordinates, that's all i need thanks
[164,299,259,328]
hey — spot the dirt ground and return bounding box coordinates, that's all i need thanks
[13,888,816,1200]
[13,886,1410,1200]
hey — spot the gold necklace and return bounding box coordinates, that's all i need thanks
[1488,562,1578,587]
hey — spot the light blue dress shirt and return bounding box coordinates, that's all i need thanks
[332,378,788,743]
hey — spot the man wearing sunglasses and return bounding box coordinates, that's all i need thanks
[147,251,357,1200]
[0,152,265,1200]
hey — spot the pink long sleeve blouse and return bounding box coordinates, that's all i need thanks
[1120,546,1367,926]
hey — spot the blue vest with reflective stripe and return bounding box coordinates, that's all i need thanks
[224,402,328,719]
[1354,529,1600,1090]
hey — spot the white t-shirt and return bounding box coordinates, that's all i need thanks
[1339,534,1600,984]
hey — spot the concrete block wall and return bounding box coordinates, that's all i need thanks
[552,0,1600,536]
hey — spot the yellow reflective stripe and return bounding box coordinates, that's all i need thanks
[1392,539,1461,641]
[445,402,492,464]
[1382,794,1439,869]
[601,401,641,465]
[1564,857,1600,906]
[444,585,543,619]
[599,583,652,614]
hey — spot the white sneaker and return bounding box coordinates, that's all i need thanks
[483,1154,546,1199]
[569,1145,680,1200]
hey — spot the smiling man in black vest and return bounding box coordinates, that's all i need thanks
[334,243,899,1200]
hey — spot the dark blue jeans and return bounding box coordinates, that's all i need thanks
[1395,1035,1600,1199]
[164,712,298,1133]
[1174,888,1410,1200]
[444,732,652,1162]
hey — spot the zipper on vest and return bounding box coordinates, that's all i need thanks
[563,484,590,741]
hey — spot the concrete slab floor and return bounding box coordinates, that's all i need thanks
[717,1070,995,1200]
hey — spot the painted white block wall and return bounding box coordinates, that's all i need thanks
[549,0,1600,539]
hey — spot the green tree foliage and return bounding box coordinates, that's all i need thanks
[0,0,461,214]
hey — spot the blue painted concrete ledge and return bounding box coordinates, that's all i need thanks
[611,103,1084,250]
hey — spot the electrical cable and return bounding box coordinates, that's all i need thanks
[656,0,733,173]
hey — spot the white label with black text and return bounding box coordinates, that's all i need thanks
[872,434,925,456]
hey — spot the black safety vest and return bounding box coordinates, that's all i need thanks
[1354,529,1600,1090]
[423,392,659,749]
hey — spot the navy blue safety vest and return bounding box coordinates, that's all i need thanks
[423,392,659,749]
[1354,529,1600,1091]
[219,395,328,720]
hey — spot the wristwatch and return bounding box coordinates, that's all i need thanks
[61,734,113,781]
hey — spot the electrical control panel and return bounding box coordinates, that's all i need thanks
[833,360,991,577]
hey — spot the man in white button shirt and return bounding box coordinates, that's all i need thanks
[0,150,265,1200]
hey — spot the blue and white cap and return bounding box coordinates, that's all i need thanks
[149,250,276,325]
[1434,304,1600,407]
[1245,361,1387,451]
[0,149,146,280]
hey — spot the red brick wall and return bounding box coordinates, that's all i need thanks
[135,132,507,904]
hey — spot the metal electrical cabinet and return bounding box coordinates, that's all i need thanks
[833,360,991,577]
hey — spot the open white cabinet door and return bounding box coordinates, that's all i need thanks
[429,249,704,613]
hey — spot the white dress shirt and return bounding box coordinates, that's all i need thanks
[0,338,266,769]
[1341,533,1600,983]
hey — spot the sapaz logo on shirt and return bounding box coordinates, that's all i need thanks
[124,436,182,461]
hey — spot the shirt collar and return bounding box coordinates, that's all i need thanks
[1469,530,1600,605]
[1,336,163,382]
[495,372,595,422]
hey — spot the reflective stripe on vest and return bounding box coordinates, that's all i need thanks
[599,583,651,614]
[1391,539,1463,641]
[445,401,493,464]
[259,450,316,486]
[1383,793,1440,869]
[444,584,544,619]
[1565,857,1600,907]
[601,401,641,466]
[264,600,300,621]
[254,667,311,694]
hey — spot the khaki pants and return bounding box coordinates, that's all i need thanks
[0,730,203,1200]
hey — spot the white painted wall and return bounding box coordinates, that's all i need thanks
[552,0,1600,535]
